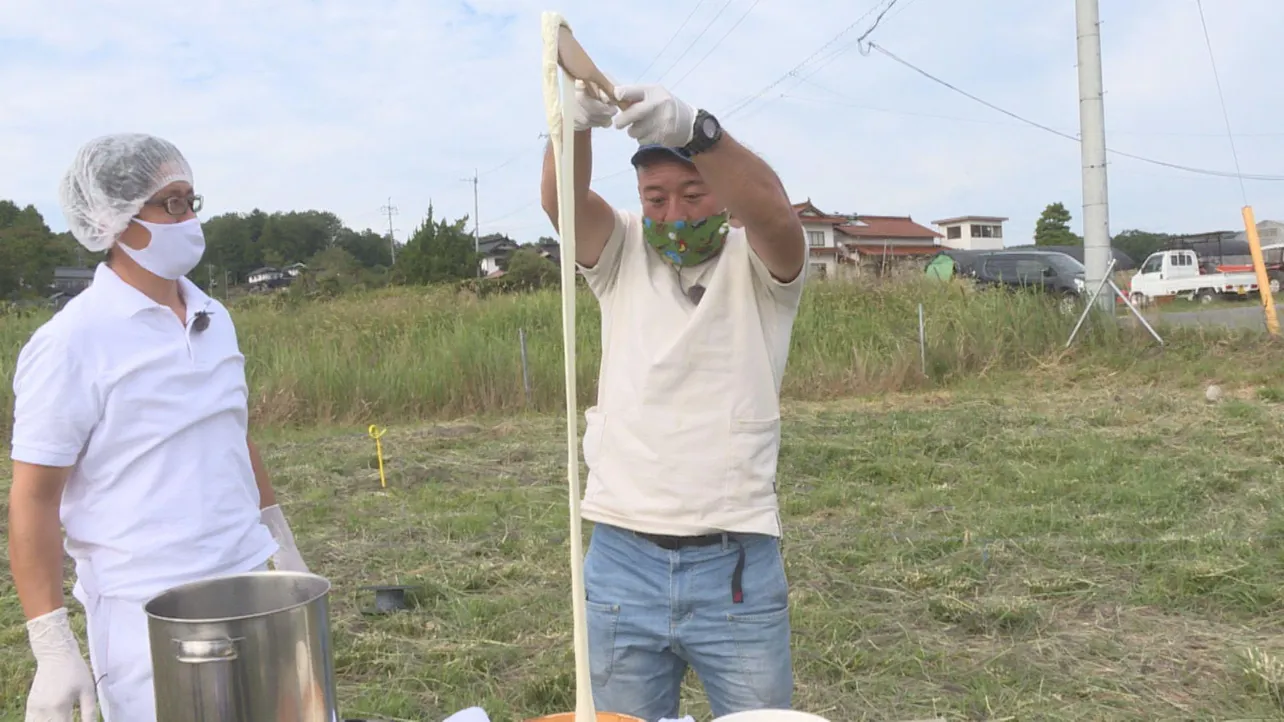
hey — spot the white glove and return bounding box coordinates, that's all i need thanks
[24,607,97,722]
[573,78,616,132]
[612,83,697,148]
[261,504,310,573]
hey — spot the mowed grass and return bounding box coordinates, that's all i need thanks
[2,280,1284,720]
[4,377,1284,720]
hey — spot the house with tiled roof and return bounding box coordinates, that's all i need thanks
[794,200,943,279]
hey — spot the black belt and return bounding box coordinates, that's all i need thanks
[633,531,747,605]
[634,532,724,550]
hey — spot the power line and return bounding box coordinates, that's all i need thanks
[724,0,914,124]
[670,0,766,90]
[720,0,893,120]
[634,0,709,82]
[865,41,1284,182]
[476,133,551,178]
[483,167,636,229]
[723,0,921,124]
[724,0,919,123]
[798,0,918,85]
[1194,0,1248,203]
[780,88,1284,139]
[654,0,738,85]
[851,0,902,53]
[478,148,530,177]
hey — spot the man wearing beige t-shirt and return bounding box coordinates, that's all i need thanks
[541,79,807,721]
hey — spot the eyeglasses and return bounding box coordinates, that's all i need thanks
[146,194,204,217]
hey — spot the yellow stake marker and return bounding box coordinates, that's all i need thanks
[1243,205,1280,336]
[368,424,387,489]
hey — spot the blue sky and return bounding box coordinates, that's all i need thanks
[2,0,1282,248]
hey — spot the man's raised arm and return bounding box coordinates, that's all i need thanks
[612,84,805,283]
[540,80,620,270]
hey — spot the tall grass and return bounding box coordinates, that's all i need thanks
[0,278,1276,434]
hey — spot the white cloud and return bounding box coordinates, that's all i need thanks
[1,0,1282,253]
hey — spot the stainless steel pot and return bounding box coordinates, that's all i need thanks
[144,571,340,722]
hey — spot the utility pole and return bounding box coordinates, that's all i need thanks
[380,197,399,265]
[1076,0,1113,311]
[462,170,481,277]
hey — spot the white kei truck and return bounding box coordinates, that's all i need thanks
[1128,249,1260,306]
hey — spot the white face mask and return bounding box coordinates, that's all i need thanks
[118,217,207,280]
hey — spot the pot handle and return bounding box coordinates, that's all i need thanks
[170,638,250,719]
[175,638,240,663]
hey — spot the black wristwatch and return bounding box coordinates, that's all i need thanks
[682,109,723,156]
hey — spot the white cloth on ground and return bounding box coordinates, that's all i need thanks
[443,707,491,722]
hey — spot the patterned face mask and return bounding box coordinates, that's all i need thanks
[642,213,731,268]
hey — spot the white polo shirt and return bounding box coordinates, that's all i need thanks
[9,263,278,604]
[577,208,805,538]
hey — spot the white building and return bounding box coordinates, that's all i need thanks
[247,267,284,285]
[932,216,1009,251]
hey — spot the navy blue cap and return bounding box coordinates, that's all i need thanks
[630,144,694,168]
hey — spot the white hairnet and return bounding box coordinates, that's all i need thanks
[58,133,194,252]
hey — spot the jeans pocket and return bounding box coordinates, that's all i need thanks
[586,600,621,689]
[726,605,793,707]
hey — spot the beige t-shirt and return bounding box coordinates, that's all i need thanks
[577,207,806,537]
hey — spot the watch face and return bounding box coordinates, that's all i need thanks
[701,117,717,138]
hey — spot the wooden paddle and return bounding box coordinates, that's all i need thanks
[556,24,634,110]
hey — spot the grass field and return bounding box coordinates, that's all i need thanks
[2,280,1284,720]
[4,278,1276,437]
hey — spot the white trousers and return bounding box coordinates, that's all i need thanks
[83,563,269,722]
[85,594,153,722]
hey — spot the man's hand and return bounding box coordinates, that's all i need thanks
[24,607,97,722]
[261,504,309,573]
[574,79,616,132]
[612,84,696,148]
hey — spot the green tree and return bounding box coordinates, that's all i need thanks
[1111,229,1170,265]
[1034,202,1083,247]
[285,246,365,298]
[393,203,479,284]
[0,201,73,299]
[337,228,393,269]
[503,247,559,290]
[202,211,263,284]
[256,210,342,266]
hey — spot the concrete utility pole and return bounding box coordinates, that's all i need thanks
[380,197,398,264]
[462,169,481,277]
[1075,0,1114,310]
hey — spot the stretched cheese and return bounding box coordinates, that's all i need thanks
[540,12,596,722]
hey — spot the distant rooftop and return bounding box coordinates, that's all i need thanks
[931,216,1009,226]
[53,267,95,279]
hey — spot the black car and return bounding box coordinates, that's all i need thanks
[966,250,1087,310]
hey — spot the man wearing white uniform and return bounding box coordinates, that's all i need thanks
[541,81,807,720]
[8,133,310,722]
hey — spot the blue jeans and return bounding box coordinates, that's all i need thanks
[583,522,793,721]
